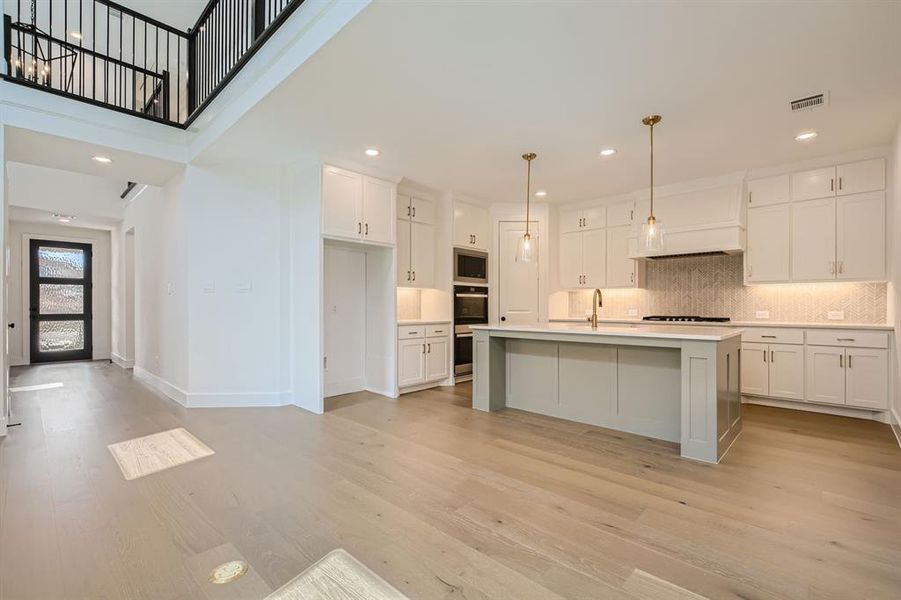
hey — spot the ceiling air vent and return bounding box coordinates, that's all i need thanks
[790,92,828,112]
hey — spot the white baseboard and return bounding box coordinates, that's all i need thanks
[891,408,901,450]
[134,366,188,406]
[742,396,888,422]
[111,353,135,369]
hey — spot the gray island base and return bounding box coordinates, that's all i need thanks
[471,323,743,463]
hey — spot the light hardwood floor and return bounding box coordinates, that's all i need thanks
[1,361,900,599]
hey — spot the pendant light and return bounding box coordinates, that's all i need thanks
[641,115,664,251]
[516,152,537,262]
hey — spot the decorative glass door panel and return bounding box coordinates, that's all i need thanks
[29,240,93,362]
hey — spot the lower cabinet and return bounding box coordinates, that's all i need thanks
[806,345,888,409]
[398,324,451,391]
[740,342,803,400]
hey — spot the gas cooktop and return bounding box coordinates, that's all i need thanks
[642,315,731,323]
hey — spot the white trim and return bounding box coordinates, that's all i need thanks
[743,396,890,422]
[133,366,188,406]
[397,381,446,395]
[111,353,135,369]
[185,390,292,408]
[891,408,901,449]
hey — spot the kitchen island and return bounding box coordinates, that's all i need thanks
[471,323,742,463]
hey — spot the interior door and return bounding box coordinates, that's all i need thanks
[29,240,93,363]
[323,244,366,397]
[498,221,539,324]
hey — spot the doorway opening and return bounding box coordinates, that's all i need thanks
[29,239,93,363]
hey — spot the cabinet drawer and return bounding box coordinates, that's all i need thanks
[805,329,888,349]
[742,328,804,344]
[426,324,450,337]
[398,325,426,339]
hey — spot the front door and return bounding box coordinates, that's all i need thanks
[29,240,93,363]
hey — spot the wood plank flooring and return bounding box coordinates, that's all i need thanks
[1,361,899,599]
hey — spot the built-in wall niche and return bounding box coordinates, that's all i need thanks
[322,240,395,399]
[396,287,452,322]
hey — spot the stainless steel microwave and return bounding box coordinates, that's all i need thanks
[454,248,488,284]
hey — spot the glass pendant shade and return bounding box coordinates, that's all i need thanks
[516,232,533,263]
[641,216,664,251]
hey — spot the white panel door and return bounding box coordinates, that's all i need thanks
[768,344,804,400]
[805,345,845,405]
[410,196,435,225]
[748,174,790,207]
[397,338,426,388]
[791,198,836,281]
[747,204,790,282]
[836,158,885,196]
[498,221,540,324]
[361,176,395,244]
[606,201,634,227]
[740,343,769,396]
[606,225,635,288]
[836,192,885,281]
[559,207,583,234]
[581,228,607,289]
[425,337,450,381]
[791,167,836,201]
[322,166,362,240]
[324,245,366,397]
[410,221,435,288]
[581,206,606,231]
[559,231,583,289]
[396,219,411,286]
[845,348,888,409]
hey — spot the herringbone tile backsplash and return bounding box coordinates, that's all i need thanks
[568,254,887,324]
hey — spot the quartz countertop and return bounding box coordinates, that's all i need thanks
[471,322,741,342]
[548,317,894,331]
[397,319,452,326]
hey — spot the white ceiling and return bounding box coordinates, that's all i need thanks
[117,0,208,31]
[197,0,901,203]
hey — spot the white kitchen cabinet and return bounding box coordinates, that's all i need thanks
[791,167,836,202]
[746,204,790,283]
[606,225,639,288]
[845,348,888,409]
[410,221,435,288]
[322,166,362,239]
[769,345,804,400]
[791,198,836,281]
[741,342,803,400]
[836,192,885,281]
[836,159,885,196]
[425,336,450,381]
[398,338,427,387]
[747,174,790,207]
[606,201,634,227]
[806,345,845,405]
[398,194,435,225]
[740,343,769,396]
[560,206,606,233]
[454,201,490,250]
[805,345,887,409]
[559,229,606,289]
[396,218,412,286]
[322,166,396,245]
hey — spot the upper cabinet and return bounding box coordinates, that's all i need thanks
[454,201,490,251]
[747,174,790,207]
[559,229,606,289]
[397,194,434,225]
[746,158,886,285]
[397,195,436,288]
[322,165,396,245]
[560,206,606,233]
[791,158,885,201]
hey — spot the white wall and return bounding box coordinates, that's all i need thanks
[7,221,112,366]
[1,125,7,434]
[890,120,901,436]
[7,162,125,222]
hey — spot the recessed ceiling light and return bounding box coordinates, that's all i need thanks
[52,213,75,223]
[92,155,112,164]
[534,190,547,197]
[364,148,381,157]
[600,148,617,156]
[795,131,818,142]
[70,31,82,40]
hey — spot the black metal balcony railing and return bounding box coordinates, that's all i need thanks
[2,0,303,128]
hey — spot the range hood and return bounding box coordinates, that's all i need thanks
[629,177,745,260]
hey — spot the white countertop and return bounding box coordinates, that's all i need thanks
[471,322,741,342]
[549,317,894,331]
[397,319,452,326]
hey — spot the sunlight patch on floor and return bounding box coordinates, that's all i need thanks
[108,427,214,480]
